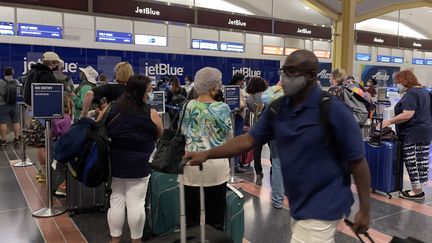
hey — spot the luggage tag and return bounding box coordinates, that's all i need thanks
[344,219,375,243]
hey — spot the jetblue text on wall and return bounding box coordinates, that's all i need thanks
[135,7,160,16]
[22,57,78,75]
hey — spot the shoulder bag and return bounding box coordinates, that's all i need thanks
[151,100,191,174]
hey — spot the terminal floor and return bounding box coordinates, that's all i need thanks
[1,143,432,243]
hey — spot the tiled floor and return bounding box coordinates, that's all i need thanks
[1,143,432,242]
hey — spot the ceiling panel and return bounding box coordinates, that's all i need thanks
[153,0,332,25]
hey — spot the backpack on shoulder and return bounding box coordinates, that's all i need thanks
[54,106,119,188]
[341,88,369,126]
[1,79,18,104]
[268,91,333,144]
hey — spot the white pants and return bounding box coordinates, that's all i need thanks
[290,218,338,243]
[107,176,150,239]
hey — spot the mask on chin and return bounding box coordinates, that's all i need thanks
[281,76,308,96]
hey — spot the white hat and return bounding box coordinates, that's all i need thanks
[42,52,63,63]
[79,66,99,84]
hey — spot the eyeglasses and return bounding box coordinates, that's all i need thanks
[278,68,303,78]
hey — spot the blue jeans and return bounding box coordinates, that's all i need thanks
[234,114,244,168]
[270,141,285,208]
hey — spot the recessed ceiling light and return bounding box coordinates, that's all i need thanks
[322,25,326,27]
[304,6,310,10]
[313,24,317,26]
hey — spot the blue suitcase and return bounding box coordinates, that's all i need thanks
[364,138,403,198]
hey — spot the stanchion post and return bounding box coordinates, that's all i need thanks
[32,120,66,218]
[14,103,33,167]
[228,110,243,184]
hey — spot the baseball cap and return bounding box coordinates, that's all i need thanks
[282,50,319,73]
[79,66,99,84]
[42,52,63,63]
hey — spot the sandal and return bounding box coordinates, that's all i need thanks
[399,190,425,200]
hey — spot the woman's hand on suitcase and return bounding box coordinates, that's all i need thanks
[184,151,208,166]
[353,210,370,234]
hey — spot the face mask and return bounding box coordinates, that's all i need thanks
[147,92,154,104]
[397,83,407,93]
[281,75,308,96]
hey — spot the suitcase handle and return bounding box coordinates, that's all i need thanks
[344,219,375,243]
[370,117,384,145]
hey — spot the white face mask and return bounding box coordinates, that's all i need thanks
[147,92,154,104]
[282,75,308,96]
[397,83,407,93]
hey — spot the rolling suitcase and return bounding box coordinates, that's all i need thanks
[145,166,233,243]
[143,172,180,238]
[66,170,107,215]
[364,118,403,199]
[225,184,244,243]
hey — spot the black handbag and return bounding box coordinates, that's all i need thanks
[151,101,190,174]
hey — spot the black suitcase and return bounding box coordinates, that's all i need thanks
[144,166,233,243]
[66,170,107,215]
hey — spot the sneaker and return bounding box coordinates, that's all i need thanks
[399,190,425,200]
[0,140,7,146]
[55,187,67,197]
[13,137,20,145]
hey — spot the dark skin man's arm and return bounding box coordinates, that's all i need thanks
[184,133,256,165]
[350,157,371,234]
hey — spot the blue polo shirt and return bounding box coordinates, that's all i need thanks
[250,86,365,221]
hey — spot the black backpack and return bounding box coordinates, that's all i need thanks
[1,79,17,104]
[168,94,187,125]
[268,91,333,144]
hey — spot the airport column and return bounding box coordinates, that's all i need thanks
[332,0,356,74]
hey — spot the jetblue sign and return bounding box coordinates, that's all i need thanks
[0,43,280,85]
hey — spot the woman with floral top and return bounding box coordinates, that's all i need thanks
[180,67,232,230]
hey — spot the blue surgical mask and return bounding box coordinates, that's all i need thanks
[147,92,154,104]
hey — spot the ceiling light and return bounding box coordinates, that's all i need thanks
[321,25,325,27]
[304,6,310,10]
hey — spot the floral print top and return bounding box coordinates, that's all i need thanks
[181,100,232,152]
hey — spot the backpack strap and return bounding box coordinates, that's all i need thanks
[320,91,332,145]
[268,96,286,120]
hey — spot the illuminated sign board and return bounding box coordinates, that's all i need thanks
[96,30,133,44]
[0,22,14,36]
[135,34,167,46]
[18,23,62,39]
[377,55,391,63]
[356,53,371,61]
[191,39,218,51]
[262,46,284,55]
[219,42,244,53]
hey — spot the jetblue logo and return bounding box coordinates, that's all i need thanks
[144,63,184,76]
[232,67,261,77]
[22,57,78,75]
[135,7,160,16]
[228,19,246,27]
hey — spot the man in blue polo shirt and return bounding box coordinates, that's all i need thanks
[184,50,371,242]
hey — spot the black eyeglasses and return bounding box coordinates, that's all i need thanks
[278,68,303,78]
